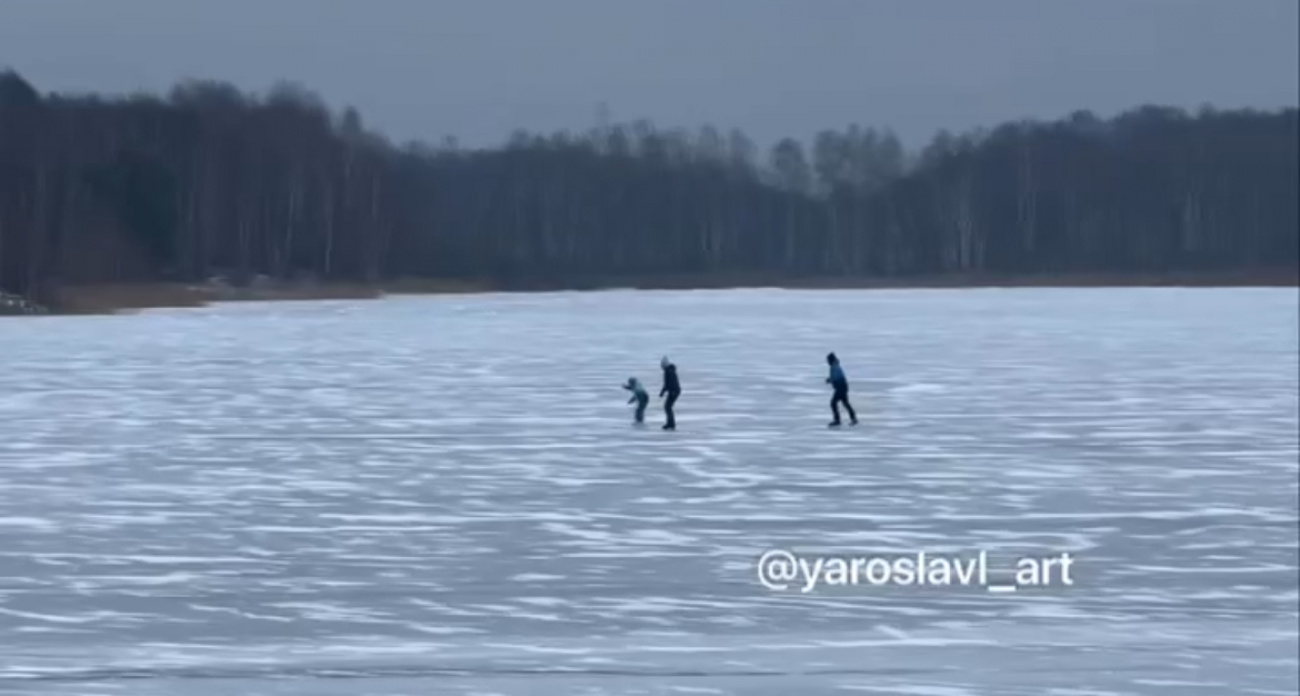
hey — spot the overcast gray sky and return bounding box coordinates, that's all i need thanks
[2,0,1296,151]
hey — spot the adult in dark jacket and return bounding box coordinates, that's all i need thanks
[826,352,858,427]
[659,356,681,430]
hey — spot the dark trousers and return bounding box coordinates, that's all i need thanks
[663,391,679,428]
[634,396,648,423]
[831,385,856,423]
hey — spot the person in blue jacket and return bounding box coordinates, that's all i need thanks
[623,377,649,424]
[826,352,858,427]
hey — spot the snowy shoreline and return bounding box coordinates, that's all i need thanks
[16,268,1299,316]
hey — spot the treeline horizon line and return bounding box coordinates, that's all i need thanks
[0,68,1295,306]
[9,67,1296,164]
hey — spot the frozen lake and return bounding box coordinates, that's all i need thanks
[1,288,1297,696]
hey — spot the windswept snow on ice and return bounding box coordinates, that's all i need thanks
[0,288,1296,696]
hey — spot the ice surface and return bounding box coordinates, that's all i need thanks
[0,288,1297,695]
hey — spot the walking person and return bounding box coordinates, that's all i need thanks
[623,377,649,425]
[659,356,681,430]
[826,352,858,427]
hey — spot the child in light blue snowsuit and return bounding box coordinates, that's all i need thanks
[623,377,649,424]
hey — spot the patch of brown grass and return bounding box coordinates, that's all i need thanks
[582,269,1300,290]
[216,284,384,302]
[380,277,497,294]
[51,283,211,315]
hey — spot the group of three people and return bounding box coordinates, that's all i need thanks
[622,353,859,429]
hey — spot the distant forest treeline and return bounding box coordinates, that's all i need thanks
[0,69,1296,303]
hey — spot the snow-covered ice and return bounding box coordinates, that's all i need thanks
[0,288,1297,695]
